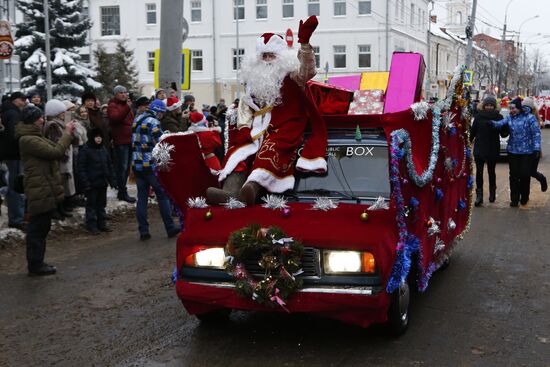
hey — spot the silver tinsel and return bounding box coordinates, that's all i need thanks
[444,157,454,173]
[187,197,209,208]
[427,217,441,236]
[261,194,288,210]
[152,142,175,172]
[433,237,446,254]
[312,197,339,211]
[411,101,430,120]
[221,197,246,209]
[368,196,389,211]
[441,112,456,130]
[447,218,457,232]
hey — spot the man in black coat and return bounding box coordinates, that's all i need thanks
[0,91,27,229]
[470,96,506,206]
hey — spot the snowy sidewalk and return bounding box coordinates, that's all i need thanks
[0,184,138,245]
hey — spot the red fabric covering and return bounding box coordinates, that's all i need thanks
[307,81,353,115]
[177,281,389,328]
[195,130,222,171]
[156,133,219,208]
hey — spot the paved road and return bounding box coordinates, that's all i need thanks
[1,132,550,367]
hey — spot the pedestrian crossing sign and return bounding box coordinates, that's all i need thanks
[464,70,473,86]
[154,48,191,90]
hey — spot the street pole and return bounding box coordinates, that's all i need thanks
[464,0,477,69]
[43,0,52,100]
[425,1,434,99]
[235,5,240,98]
[514,15,539,95]
[385,0,389,70]
[159,0,184,96]
[498,0,515,96]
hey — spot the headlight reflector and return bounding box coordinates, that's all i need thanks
[323,250,376,274]
[185,247,225,269]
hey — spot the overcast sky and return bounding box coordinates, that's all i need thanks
[433,0,550,61]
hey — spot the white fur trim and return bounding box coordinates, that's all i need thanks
[250,112,271,140]
[296,157,327,173]
[166,101,183,111]
[247,168,295,193]
[256,34,287,55]
[218,142,258,181]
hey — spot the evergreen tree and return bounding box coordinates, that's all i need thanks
[93,39,139,101]
[15,0,100,100]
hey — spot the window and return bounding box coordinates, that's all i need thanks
[80,54,90,64]
[358,1,371,15]
[418,8,421,29]
[256,0,267,19]
[233,0,244,20]
[455,11,462,24]
[147,51,155,72]
[333,45,346,68]
[191,1,202,22]
[358,45,371,68]
[334,0,346,16]
[100,6,120,36]
[192,50,203,71]
[313,46,320,68]
[400,0,405,20]
[308,0,320,16]
[232,48,245,70]
[282,0,294,18]
[410,4,415,26]
[146,3,156,24]
[394,0,399,17]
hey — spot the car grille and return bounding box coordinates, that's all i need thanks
[243,247,321,278]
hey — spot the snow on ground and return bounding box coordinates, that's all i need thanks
[0,185,138,245]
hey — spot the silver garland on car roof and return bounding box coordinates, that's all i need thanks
[311,197,339,211]
[411,101,430,121]
[187,197,209,208]
[222,197,246,209]
[152,142,175,172]
[367,196,389,210]
[261,194,289,210]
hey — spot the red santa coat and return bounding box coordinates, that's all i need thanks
[220,75,327,193]
[188,125,223,171]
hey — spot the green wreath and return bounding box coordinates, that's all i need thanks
[225,224,304,309]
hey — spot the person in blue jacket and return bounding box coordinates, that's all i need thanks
[493,97,541,206]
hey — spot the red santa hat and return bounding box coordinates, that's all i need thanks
[166,96,182,111]
[256,33,287,55]
[189,111,207,125]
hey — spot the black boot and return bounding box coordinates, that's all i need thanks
[489,186,496,203]
[474,188,483,207]
[541,175,548,192]
[57,204,73,218]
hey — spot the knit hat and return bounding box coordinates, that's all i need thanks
[509,97,522,110]
[113,85,127,95]
[87,127,104,142]
[135,96,150,107]
[9,91,26,101]
[21,105,43,124]
[63,100,76,111]
[149,99,167,114]
[183,94,195,103]
[256,33,287,55]
[522,97,535,110]
[155,88,166,98]
[482,96,497,108]
[81,91,96,103]
[166,96,182,111]
[45,99,67,117]
[189,111,207,126]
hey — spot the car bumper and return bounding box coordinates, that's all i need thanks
[176,280,390,328]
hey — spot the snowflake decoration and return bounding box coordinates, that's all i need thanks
[427,217,441,236]
[441,112,457,130]
[433,237,446,254]
[152,142,175,172]
[448,218,457,232]
[221,197,246,209]
[261,195,288,210]
[187,197,208,208]
[312,197,339,211]
[368,196,389,211]
[411,101,430,120]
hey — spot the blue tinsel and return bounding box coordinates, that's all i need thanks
[409,197,420,207]
[435,188,444,201]
[467,176,474,189]
[457,199,466,211]
[449,127,457,136]
[171,266,178,284]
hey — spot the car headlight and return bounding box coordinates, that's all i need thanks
[184,247,226,269]
[323,250,376,274]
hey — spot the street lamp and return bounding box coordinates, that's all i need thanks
[498,0,516,95]
[515,15,540,95]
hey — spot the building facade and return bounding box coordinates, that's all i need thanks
[86,0,429,104]
[0,0,21,95]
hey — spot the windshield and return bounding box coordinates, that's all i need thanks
[295,143,390,199]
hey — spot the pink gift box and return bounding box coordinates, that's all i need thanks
[384,53,425,113]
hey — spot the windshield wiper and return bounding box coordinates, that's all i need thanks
[295,189,361,201]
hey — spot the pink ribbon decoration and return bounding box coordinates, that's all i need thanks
[270,288,289,312]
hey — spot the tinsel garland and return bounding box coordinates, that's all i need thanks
[368,196,389,211]
[151,142,175,172]
[222,197,246,209]
[261,194,289,210]
[187,197,209,208]
[411,101,430,120]
[312,197,339,211]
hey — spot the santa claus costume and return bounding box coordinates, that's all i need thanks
[208,16,327,206]
[188,111,223,171]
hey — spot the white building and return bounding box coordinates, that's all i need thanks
[86,0,429,104]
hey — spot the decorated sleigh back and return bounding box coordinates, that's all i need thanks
[155,133,219,209]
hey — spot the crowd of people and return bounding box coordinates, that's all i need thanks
[0,86,229,276]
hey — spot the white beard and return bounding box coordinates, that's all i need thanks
[240,49,300,107]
